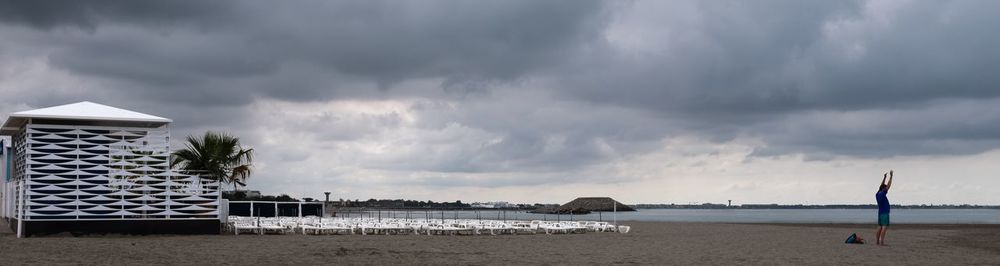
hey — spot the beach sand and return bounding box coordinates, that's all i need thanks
[1,220,998,265]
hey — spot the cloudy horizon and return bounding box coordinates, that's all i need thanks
[2,0,999,205]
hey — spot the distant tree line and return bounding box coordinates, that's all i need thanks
[223,191,298,202]
[330,199,550,210]
[337,199,471,209]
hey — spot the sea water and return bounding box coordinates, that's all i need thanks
[605,209,1000,224]
[348,209,1000,224]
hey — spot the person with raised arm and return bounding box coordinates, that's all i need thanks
[875,170,893,246]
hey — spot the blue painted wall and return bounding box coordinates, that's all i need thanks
[1,140,9,182]
[5,148,10,182]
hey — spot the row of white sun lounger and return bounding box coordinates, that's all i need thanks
[227,216,631,236]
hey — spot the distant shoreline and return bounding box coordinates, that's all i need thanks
[322,205,1000,211]
[612,220,1000,225]
[635,204,1000,210]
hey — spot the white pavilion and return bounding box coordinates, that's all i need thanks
[0,102,221,237]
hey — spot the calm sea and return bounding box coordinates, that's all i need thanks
[349,209,1000,224]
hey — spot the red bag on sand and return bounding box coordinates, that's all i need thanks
[845,233,864,244]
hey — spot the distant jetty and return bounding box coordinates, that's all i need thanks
[530,197,636,214]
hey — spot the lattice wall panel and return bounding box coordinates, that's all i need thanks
[22,124,219,220]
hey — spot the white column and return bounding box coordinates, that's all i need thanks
[74,128,80,220]
[613,201,617,227]
[219,199,227,221]
[17,180,25,238]
[1,181,5,219]
[17,127,27,238]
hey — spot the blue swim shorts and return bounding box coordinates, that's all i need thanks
[878,213,890,226]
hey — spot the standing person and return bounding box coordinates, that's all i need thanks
[875,170,893,246]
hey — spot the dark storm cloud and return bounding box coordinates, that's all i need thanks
[282,1,607,86]
[805,2,1000,110]
[748,98,1000,159]
[9,0,607,106]
[565,1,1000,113]
[561,1,864,114]
[0,0,235,30]
[3,0,1000,169]
[48,33,279,85]
[548,0,1000,158]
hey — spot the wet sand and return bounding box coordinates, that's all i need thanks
[1,220,998,265]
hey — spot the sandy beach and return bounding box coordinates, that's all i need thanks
[1,220,998,265]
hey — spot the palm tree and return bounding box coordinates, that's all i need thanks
[170,131,254,192]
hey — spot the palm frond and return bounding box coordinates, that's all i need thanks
[171,131,254,190]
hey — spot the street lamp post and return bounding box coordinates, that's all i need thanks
[324,192,331,217]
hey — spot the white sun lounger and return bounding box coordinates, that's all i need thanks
[225,216,628,236]
[258,221,286,235]
[617,225,631,234]
[233,221,260,235]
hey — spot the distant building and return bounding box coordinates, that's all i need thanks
[1,139,11,220]
[471,201,511,208]
[530,197,636,214]
[0,102,222,237]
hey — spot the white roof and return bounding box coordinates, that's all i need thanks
[10,101,171,122]
[2,102,171,134]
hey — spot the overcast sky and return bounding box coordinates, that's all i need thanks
[1,0,998,205]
